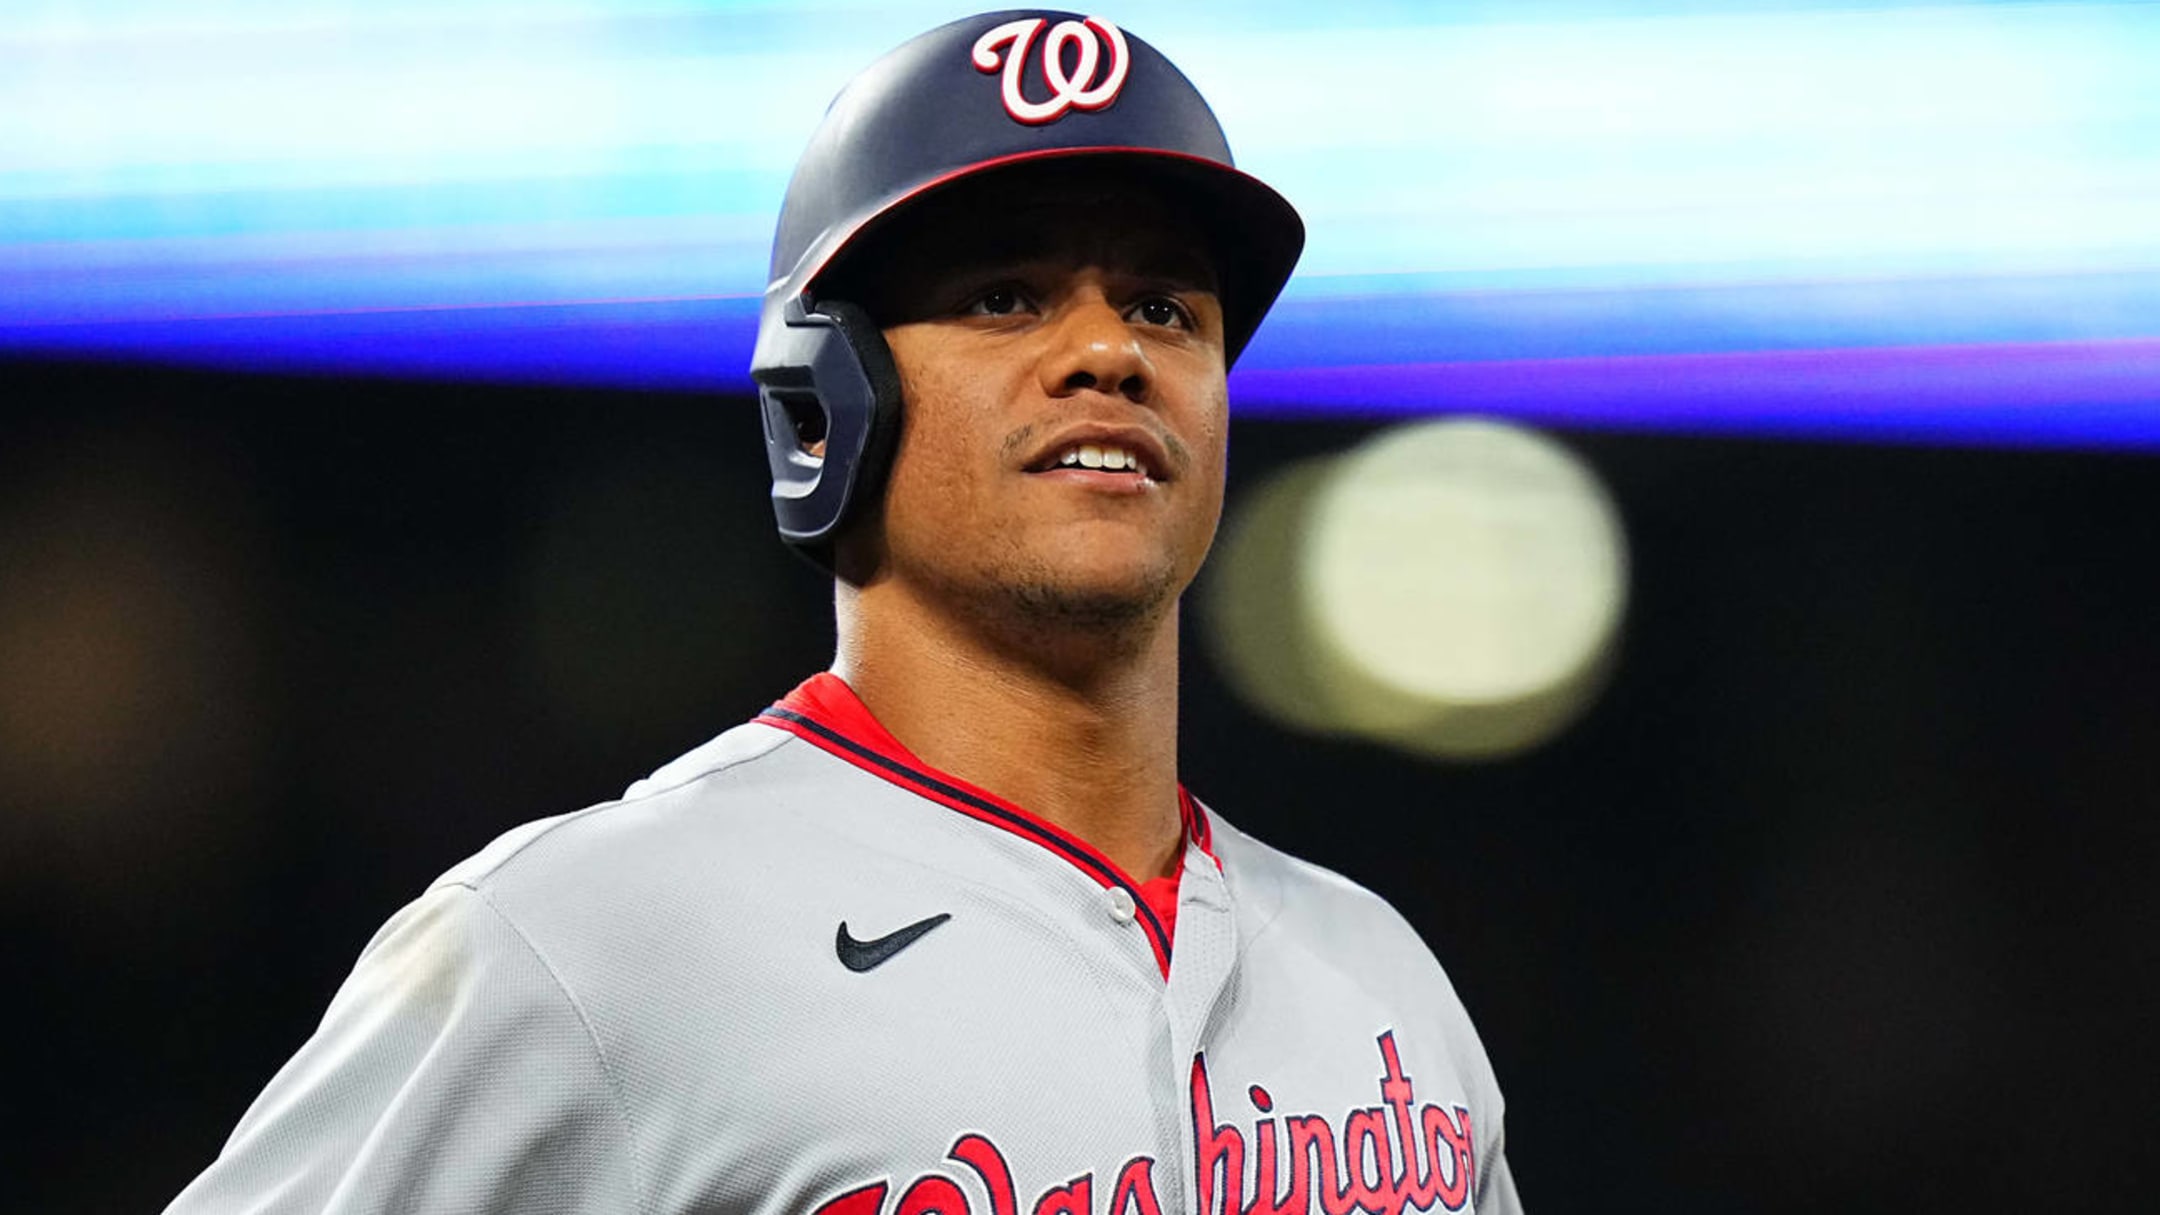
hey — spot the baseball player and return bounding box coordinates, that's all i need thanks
[165,11,1521,1214]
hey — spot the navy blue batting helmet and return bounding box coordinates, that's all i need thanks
[749,10,1305,561]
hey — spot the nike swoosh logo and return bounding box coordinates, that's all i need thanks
[836,912,952,973]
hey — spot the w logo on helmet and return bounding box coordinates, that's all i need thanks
[971,16,1131,126]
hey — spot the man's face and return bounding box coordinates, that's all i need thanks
[833,170,1230,634]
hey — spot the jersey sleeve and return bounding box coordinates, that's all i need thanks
[1478,1142,1524,1214]
[163,882,646,1215]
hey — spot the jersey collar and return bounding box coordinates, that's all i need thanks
[758,671,1214,977]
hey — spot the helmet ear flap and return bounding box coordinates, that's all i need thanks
[749,296,905,566]
[814,297,905,523]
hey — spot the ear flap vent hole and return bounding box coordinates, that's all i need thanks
[772,390,829,458]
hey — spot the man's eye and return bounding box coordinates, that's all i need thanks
[1132,297,1189,329]
[966,288,1030,317]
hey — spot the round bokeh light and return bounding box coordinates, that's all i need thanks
[1205,418,1628,760]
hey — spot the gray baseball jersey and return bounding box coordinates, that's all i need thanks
[166,674,1521,1214]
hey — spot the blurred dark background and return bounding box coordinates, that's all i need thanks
[5,358,2157,1212]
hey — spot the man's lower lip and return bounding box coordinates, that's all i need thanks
[1025,468,1160,493]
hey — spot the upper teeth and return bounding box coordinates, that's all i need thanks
[1057,444,1149,476]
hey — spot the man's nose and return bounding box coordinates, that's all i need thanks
[1037,294,1153,404]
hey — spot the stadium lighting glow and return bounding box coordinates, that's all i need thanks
[1203,418,1626,760]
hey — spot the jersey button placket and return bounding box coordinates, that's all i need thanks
[1105,886,1138,924]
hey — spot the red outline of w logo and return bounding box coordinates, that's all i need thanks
[971,16,1132,126]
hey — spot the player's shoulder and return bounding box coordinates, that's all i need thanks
[1209,812,1426,944]
[391,713,873,1003]
[429,714,816,903]
[1207,810,1471,1001]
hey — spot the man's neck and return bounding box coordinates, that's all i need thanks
[832,579,1186,883]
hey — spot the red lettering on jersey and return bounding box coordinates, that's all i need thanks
[815,1181,892,1215]
[1190,1053,1247,1215]
[1377,1033,1433,1210]
[1233,1031,1476,1214]
[1110,1157,1165,1215]
[950,1133,1018,1215]
[1246,1109,1303,1215]
[808,1032,1476,1215]
[1031,1174,1093,1215]
[895,1175,971,1215]
[1286,1115,1358,1215]
[1343,1108,1400,1215]
[1420,1105,1475,1209]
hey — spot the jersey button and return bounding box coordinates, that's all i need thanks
[1106,886,1137,924]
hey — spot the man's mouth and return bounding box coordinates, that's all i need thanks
[1042,442,1154,480]
[1045,438,1149,477]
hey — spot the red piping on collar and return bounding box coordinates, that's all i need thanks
[758,672,1214,979]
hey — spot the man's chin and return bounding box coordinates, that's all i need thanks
[894,529,1197,641]
[1005,579,1163,633]
[989,550,1185,637]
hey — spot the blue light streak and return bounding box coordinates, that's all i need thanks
[3,1,2157,446]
